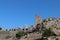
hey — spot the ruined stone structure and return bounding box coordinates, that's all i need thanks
[36,15,42,25]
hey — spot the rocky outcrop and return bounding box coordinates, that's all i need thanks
[20,32,42,40]
[43,18,60,35]
[48,36,60,40]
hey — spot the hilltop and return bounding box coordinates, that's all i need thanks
[0,15,60,40]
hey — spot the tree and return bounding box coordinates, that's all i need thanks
[16,31,24,39]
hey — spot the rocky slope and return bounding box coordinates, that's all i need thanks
[1,17,60,40]
[43,18,60,35]
[20,17,60,40]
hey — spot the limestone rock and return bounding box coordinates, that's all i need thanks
[20,32,42,40]
[43,18,60,35]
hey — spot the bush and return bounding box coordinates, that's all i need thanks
[0,27,2,30]
[42,28,56,37]
[16,31,24,39]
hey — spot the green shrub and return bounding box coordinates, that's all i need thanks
[42,28,56,37]
[0,27,2,30]
[16,31,24,39]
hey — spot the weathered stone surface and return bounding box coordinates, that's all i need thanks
[48,36,60,40]
[43,18,60,35]
[20,32,42,40]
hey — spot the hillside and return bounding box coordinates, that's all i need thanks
[0,16,60,40]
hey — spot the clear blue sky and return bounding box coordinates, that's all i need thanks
[0,0,60,30]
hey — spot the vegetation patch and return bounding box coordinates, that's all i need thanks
[16,31,24,39]
[42,28,56,37]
